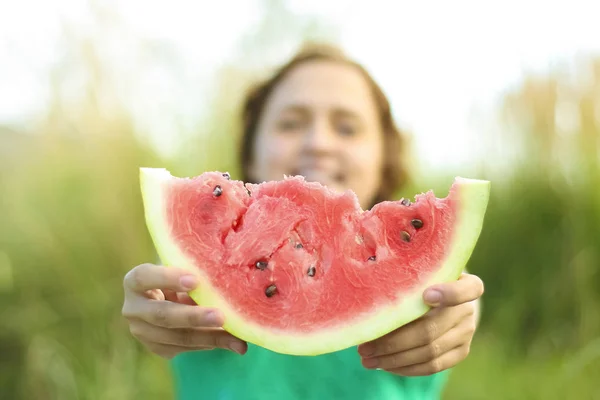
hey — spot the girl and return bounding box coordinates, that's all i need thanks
[122,43,484,399]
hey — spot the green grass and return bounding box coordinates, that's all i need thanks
[444,334,600,400]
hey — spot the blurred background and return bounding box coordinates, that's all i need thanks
[1,0,599,399]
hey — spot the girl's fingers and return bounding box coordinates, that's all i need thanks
[361,319,475,371]
[387,344,471,376]
[129,319,247,354]
[124,298,223,329]
[123,263,198,295]
[423,273,484,307]
[358,303,471,357]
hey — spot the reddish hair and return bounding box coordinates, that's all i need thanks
[239,42,408,206]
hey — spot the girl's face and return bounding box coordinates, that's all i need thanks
[249,61,385,209]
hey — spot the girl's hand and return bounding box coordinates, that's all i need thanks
[357,273,484,376]
[122,263,247,359]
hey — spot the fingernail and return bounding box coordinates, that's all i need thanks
[424,289,442,305]
[357,343,375,357]
[229,341,246,355]
[180,275,198,290]
[204,311,223,327]
[362,357,379,369]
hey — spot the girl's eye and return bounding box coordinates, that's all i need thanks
[277,118,304,133]
[336,122,357,137]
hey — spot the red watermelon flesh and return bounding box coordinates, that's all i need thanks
[140,168,490,355]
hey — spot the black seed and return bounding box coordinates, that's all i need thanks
[265,284,277,297]
[222,172,231,180]
[401,231,411,242]
[401,198,412,206]
[245,187,252,196]
[411,219,423,229]
[307,266,316,277]
[255,260,268,270]
[213,185,223,197]
[368,255,376,261]
[295,243,303,249]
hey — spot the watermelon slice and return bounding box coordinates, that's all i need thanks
[140,168,490,356]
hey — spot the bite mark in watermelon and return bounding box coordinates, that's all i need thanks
[140,168,490,356]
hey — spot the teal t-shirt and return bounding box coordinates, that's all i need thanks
[170,344,449,399]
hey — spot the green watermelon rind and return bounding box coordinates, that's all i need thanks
[139,168,490,356]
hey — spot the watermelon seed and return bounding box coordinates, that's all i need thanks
[368,256,376,261]
[307,266,316,277]
[245,187,252,196]
[401,231,411,242]
[213,185,223,197]
[401,198,412,206]
[295,243,303,249]
[222,172,231,180]
[411,219,423,229]
[255,261,268,270]
[265,284,278,297]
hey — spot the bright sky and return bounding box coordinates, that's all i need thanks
[1,0,599,172]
